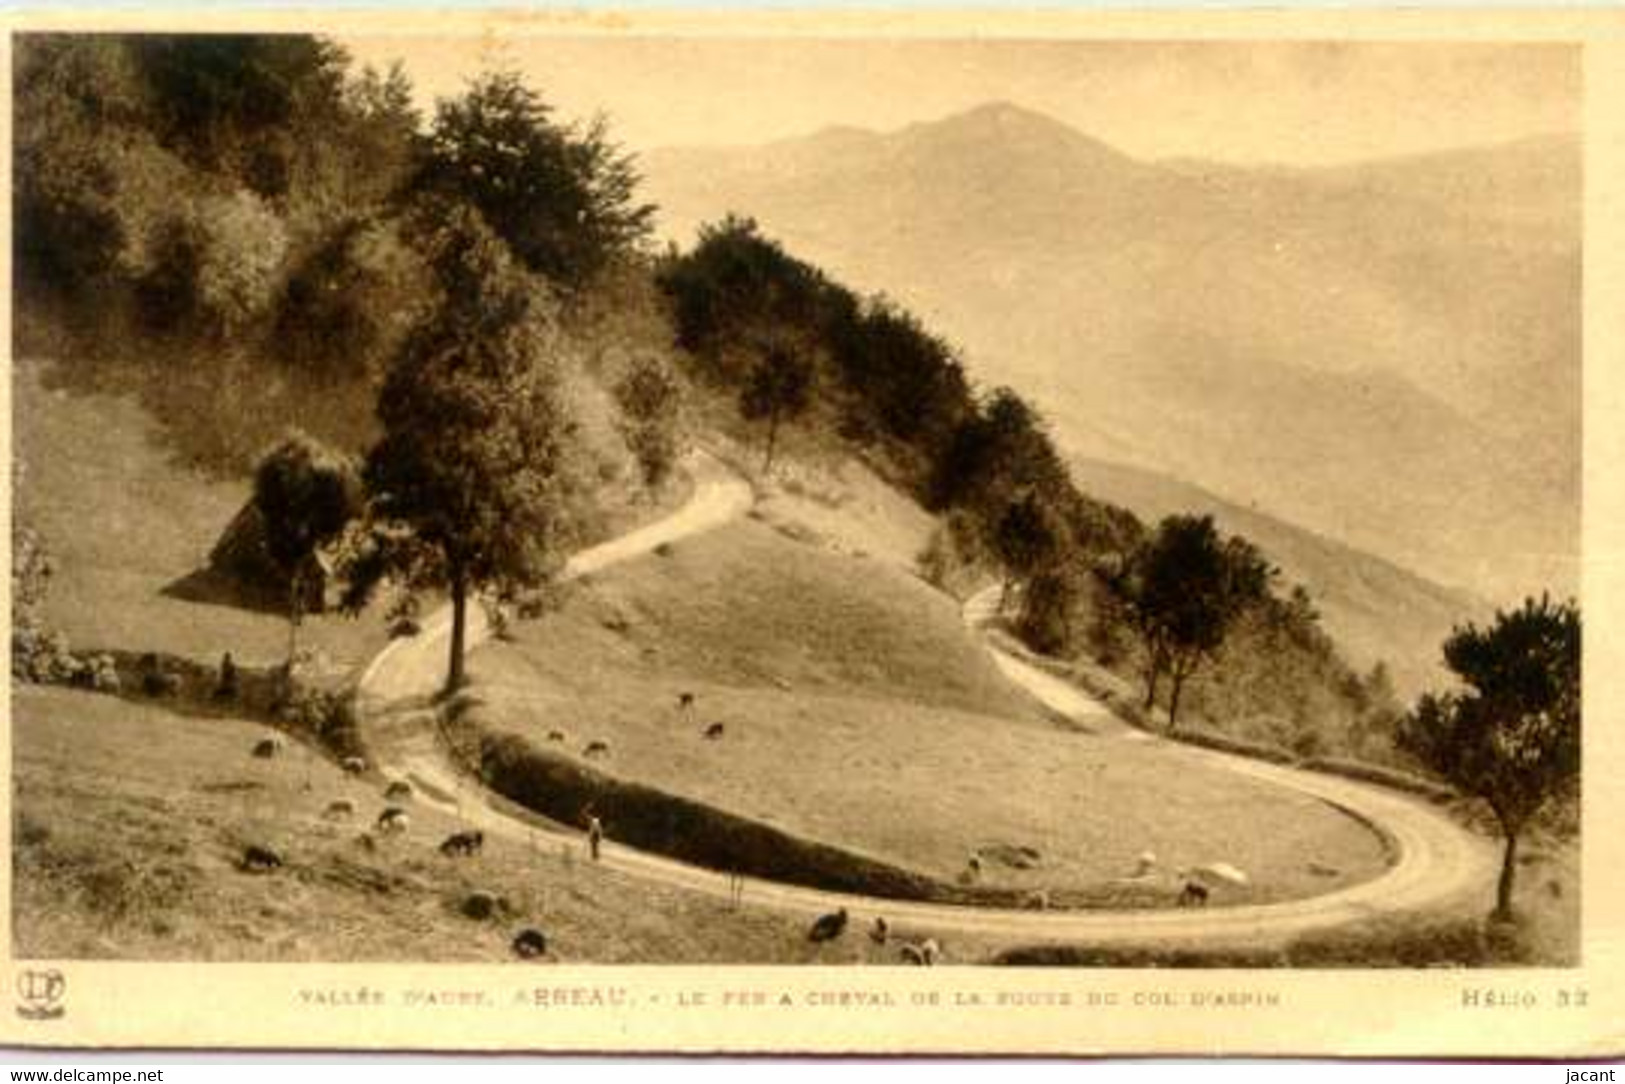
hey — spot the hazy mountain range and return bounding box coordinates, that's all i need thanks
[641,102,1581,617]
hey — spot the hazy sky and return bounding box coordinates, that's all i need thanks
[338,36,1579,165]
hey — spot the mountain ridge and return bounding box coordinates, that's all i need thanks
[640,101,1580,610]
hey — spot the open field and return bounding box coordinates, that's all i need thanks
[12,685,937,963]
[996,834,1577,968]
[467,518,1392,904]
[13,361,390,675]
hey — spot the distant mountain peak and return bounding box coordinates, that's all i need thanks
[954,99,1061,126]
[892,100,1141,178]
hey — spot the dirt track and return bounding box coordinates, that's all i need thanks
[358,450,1496,952]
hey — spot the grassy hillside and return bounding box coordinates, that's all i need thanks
[1066,455,1485,698]
[7,356,973,963]
[13,360,389,673]
[11,686,890,963]
[467,518,1391,903]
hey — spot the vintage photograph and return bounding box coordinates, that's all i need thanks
[4,9,1614,1055]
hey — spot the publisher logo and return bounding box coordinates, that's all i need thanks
[15,969,66,1021]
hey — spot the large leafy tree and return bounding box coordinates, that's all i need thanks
[417,70,655,291]
[349,202,581,692]
[130,34,351,198]
[657,215,832,375]
[930,387,1065,516]
[253,432,363,667]
[1399,595,1580,919]
[1110,514,1274,730]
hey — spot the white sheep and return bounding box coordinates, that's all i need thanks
[376,807,410,835]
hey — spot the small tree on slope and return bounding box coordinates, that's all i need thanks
[1398,595,1580,920]
[348,203,581,694]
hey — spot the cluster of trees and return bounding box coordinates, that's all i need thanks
[1098,515,1273,731]
[16,34,680,692]
[15,35,677,484]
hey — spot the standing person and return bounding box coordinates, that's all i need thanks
[215,652,238,702]
[586,813,604,862]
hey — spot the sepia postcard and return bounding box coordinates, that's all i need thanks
[2,5,1623,1058]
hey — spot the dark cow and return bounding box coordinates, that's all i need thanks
[703,722,725,740]
[1178,880,1210,907]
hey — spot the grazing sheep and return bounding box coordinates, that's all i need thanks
[439,830,485,857]
[547,730,566,743]
[376,807,410,834]
[342,756,367,775]
[1133,851,1158,878]
[87,654,120,694]
[1196,861,1250,886]
[869,917,889,945]
[703,722,725,740]
[512,928,548,958]
[1177,880,1210,907]
[900,938,941,966]
[808,908,849,943]
[323,798,356,820]
[252,737,285,759]
[241,844,283,873]
[583,740,610,758]
[1021,889,1050,911]
[462,891,500,920]
[139,654,181,698]
[383,780,413,802]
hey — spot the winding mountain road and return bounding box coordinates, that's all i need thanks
[357,450,1495,952]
